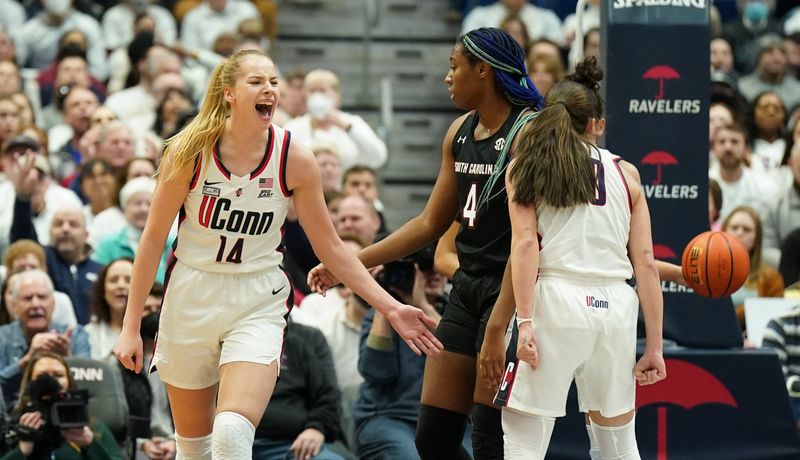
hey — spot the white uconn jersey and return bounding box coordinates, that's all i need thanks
[176,125,291,274]
[537,146,633,280]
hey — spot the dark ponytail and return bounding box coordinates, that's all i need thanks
[510,59,604,208]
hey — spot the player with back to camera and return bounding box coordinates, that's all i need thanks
[495,57,666,460]
[310,27,542,459]
[113,49,442,460]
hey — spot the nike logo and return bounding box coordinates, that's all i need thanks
[204,179,222,186]
[272,285,286,295]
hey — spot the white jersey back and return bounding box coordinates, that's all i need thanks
[537,146,633,280]
[175,125,291,274]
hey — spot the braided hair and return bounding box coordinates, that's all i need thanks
[460,27,543,109]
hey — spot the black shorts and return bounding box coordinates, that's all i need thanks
[436,268,503,356]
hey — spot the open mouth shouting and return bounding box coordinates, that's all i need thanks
[255,101,275,121]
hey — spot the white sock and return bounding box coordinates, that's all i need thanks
[211,411,256,460]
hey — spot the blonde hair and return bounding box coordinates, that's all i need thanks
[158,49,270,181]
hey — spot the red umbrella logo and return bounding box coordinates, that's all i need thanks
[640,151,678,185]
[637,358,737,460]
[643,65,681,100]
[653,244,677,260]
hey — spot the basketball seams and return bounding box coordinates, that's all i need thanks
[703,232,712,297]
[720,233,735,297]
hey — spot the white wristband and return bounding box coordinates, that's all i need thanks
[516,317,533,326]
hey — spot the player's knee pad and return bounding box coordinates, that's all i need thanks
[415,405,471,460]
[586,423,602,460]
[501,408,554,460]
[471,404,504,460]
[175,433,212,460]
[590,416,641,460]
[211,411,256,460]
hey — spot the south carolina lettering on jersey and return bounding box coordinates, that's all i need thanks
[198,196,274,236]
[454,161,495,175]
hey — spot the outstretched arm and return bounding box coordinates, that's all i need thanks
[288,142,443,356]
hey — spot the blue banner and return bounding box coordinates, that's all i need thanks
[601,0,741,348]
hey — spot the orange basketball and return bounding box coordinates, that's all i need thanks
[681,231,750,298]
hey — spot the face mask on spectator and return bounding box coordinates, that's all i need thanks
[45,0,71,17]
[744,1,768,25]
[307,92,333,121]
[130,0,149,13]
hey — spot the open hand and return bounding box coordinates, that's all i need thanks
[290,428,324,460]
[307,264,340,296]
[385,304,443,356]
[479,331,506,390]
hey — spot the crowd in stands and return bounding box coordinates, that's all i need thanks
[0,0,800,457]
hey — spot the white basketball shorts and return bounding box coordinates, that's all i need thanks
[500,273,639,418]
[150,260,292,389]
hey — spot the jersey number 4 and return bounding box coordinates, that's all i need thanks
[463,183,477,228]
[216,235,244,264]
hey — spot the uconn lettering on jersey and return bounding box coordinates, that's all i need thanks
[198,196,274,235]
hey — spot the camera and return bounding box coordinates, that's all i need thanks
[377,243,436,296]
[15,374,90,449]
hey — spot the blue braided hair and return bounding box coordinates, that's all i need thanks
[460,28,543,110]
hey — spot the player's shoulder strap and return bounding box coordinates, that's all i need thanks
[476,107,540,210]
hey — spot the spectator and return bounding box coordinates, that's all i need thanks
[252,321,345,460]
[738,34,800,109]
[353,266,446,460]
[2,135,83,252]
[94,121,136,174]
[0,28,15,64]
[334,195,381,246]
[0,2,26,38]
[102,0,177,51]
[748,90,788,174]
[121,157,156,184]
[708,122,775,221]
[313,141,342,194]
[15,0,108,80]
[762,142,800,266]
[153,88,194,139]
[723,0,781,74]
[3,239,77,328]
[786,32,800,79]
[11,203,102,326]
[279,69,307,121]
[342,166,386,233]
[528,53,564,97]
[0,95,21,155]
[0,62,21,98]
[722,206,785,331]
[106,22,154,94]
[0,269,90,408]
[36,33,107,111]
[48,85,99,181]
[79,159,119,231]
[104,46,183,133]
[711,36,739,82]
[2,351,122,459]
[9,93,35,130]
[92,177,173,284]
[499,15,530,54]
[461,0,562,44]
[285,69,388,171]
[761,305,800,426]
[180,0,260,52]
[779,228,800,287]
[84,258,133,361]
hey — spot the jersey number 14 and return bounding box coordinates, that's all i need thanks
[216,235,244,264]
